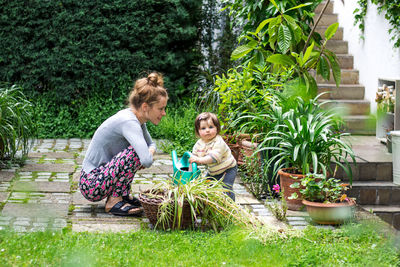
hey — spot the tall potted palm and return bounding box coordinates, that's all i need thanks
[258,95,356,210]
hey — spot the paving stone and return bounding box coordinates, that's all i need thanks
[0,183,11,192]
[20,164,75,173]
[236,195,262,205]
[2,203,69,218]
[12,181,70,193]
[72,191,106,205]
[72,171,81,183]
[131,184,155,193]
[0,171,15,182]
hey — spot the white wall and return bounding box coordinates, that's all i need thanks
[333,0,400,113]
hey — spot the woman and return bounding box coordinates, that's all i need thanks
[79,72,168,216]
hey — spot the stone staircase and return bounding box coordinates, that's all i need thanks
[333,136,398,229]
[313,3,399,230]
[314,1,375,135]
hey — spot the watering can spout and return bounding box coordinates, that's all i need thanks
[171,150,200,185]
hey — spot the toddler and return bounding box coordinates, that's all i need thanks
[189,112,237,200]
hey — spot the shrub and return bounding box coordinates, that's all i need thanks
[0,0,202,103]
[147,99,198,155]
[0,84,36,161]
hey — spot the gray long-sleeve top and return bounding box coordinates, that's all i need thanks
[82,108,156,173]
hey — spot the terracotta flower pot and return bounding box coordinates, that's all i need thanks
[278,168,305,211]
[302,199,356,225]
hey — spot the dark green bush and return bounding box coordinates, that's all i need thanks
[33,89,127,138]
[147,99,198,155]
[0,0,202,103]
[34,91,198,155]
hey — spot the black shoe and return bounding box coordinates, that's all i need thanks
[108,201,143,216]
[122,195,142,207]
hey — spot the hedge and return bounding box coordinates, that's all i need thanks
[0,0,202,103]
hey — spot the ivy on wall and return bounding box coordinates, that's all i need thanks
[354,0,400,48]
[0,0,203,103]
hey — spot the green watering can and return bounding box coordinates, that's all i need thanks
[171,150,201,185]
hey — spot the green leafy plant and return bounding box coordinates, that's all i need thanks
[258,94,356,183]
[265,184,288,222]
[299,173,353,204]
[140,177,260,231]
[239,152,266,199]
[0,84,36,161]
[354,0,400,48]
[231,12,341,99]
[147,100,198,156]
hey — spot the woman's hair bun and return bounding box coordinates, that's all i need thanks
[147,72,164,87]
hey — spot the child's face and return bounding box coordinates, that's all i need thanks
[198,119,217,142]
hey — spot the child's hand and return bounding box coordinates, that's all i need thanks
[189,155,199,164]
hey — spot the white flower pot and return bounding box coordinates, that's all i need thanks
[391,131,400,185]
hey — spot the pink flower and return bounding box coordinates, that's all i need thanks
[272,184,280,193]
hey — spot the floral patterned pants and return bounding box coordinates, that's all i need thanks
[79,146,142,202]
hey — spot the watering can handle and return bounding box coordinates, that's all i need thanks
[171,150,179,166]
[171,150,198,171]
[181,151,198,171]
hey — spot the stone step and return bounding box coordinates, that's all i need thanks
[336,54,354,69]
[315,26,343,40]
[315,1,334,14]
[348,181,400,205]
[326,40,348,54]
[313,69,359,84]
[342,115,376,135]
[333,153,391,182]
[320,99,370,115]
[317,83,364,99]
[314,13,338,26]
[360,205,400,230]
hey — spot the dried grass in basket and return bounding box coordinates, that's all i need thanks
[139,189,194,229]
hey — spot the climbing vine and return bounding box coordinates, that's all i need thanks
[354,0,400,48]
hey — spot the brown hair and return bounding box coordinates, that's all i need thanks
[128,72,168,109]
[194,112,221,136]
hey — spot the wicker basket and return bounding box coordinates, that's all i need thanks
[139,190,194,229]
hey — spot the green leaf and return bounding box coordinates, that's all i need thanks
[317,56,330,81]
[325,22,339,40]
[270,0,279,11]
[278,24,291,54]
[288,192,298,200]
[267,54,295,66]
[290,182,300,189]
[303,42,314,64]
[286,3,312,12]
[324,50,341,87]
[231,44,255,60]
[255,18,274,34]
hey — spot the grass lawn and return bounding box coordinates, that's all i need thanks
[0,221,399,266]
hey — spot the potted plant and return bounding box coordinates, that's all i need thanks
[300,173,356,225]
[139,177,259,231]
[259,94,356,210]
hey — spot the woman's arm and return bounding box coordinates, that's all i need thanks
[121,121,154,167]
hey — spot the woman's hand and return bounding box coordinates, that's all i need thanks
[149,147,156,156]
